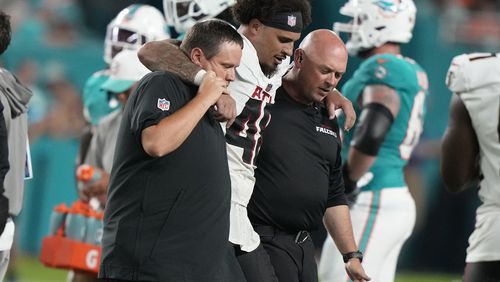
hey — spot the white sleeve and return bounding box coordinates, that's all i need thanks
[446,53,500,93]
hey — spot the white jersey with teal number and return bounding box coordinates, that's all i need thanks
[340,54,429,191]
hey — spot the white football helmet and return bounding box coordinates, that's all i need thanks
[104,4,170,64]
[334,0,416,56]
[163,0,235,34]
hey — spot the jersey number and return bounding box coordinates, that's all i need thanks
[399,72,427,160]
[226,99,271,166]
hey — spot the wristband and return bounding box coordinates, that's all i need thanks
[193,69,207,86]
[342,250,363,263]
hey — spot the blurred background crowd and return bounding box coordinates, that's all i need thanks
[0,0,499,280]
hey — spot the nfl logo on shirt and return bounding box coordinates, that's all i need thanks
[265,83,273,92]
[288,15,296,27]
[157,98,170,111]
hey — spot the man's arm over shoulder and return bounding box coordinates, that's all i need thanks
[139,40,236,124]
[325,89,356,131]
[138,39,202,84]
[441,94,480,193]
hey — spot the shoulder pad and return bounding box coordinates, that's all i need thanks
[359,54,417,90]
[446,53,500,93]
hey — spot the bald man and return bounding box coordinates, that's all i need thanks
[247,29,370,282]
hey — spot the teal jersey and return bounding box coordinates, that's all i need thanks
[176,33,186,40]
[341,54,428,191]
[82,69,120,125]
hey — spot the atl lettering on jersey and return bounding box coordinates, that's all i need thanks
[251,85,274,103]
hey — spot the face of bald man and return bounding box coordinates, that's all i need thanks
[294,30,348,104]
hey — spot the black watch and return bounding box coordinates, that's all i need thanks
[342,250,363,263]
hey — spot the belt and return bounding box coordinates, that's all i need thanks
[253,225,311,244]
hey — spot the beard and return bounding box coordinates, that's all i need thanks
[260,63,279,78]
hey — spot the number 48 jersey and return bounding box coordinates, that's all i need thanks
[341,54,429,191]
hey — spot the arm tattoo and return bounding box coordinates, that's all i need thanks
[139,39,202,83]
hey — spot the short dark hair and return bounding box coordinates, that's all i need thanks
[180,19,243,60]
[232,0,312,27]
[0,11,12,55]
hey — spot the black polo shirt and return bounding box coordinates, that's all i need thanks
[0,100,8,218]
[248,87,348,233]
[100,71,231,281]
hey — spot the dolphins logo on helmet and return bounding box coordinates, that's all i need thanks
[163,0,235,34]
[104,4,170,64]
[334,0,416,56]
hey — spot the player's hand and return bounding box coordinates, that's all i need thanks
[198,71,228,106]
[79,168,110,200]
[345,258,371,282]
[213,93,237,127]
[325,89,356,131]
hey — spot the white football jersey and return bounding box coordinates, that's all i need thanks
[446,53,500,211]
[225,34,290,251]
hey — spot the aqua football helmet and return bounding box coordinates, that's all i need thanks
[334,0,416,56]
[104,4,170,64]
[163,0,235,33]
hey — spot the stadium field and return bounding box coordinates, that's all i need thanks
[11,255,462,282]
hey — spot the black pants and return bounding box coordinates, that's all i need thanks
[235,243,278,282]
[254,225,317,282]
[464,261,500,282]
[102,243,245,282]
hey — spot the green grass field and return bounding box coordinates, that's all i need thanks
[9,255,67,282]
[395,273,461,282]
[9,255,462,282]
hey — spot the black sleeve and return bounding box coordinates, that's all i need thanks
[129,72,183,144]
[327,120,348,208]
[0,99,10,234]
[351,103,394,156]
[0,100,9,195]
